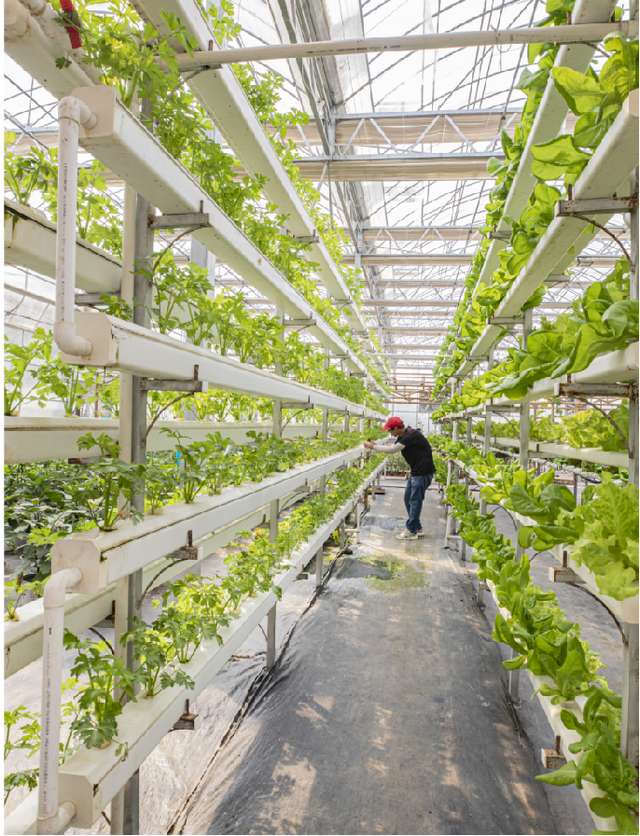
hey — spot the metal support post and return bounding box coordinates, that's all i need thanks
[339,520,346,549]
[509,312,532,703]
[319,349,330,494]
[460,398,473,562]
[315,546,323,587]
[112,171,137,836]
[629,168,639,487]
[355,501,361,544]
[476,578,488,609]
[621,165,639,770]
[123,96,154,835]
[266,604,276,670]
[515,309,533,558]
[479,348,494,517]
[110,575,129,834]
[621,623,639,771]
[270,308,284,541]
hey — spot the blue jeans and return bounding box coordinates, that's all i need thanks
[404,473,433,534]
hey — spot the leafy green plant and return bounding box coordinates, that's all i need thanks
[63,630,136,754]
[437,436,639,824]
[4,706,40,804]
[160,430,213,503]
[4,574,47,621]
[35,356,110,417]
[4,146,56,207]
[433,30,639,396]
[537,689,638,834]
[73,434,145,529]
[3,328,50,416]
[145,462,178,513]
[4,460,94,577]
[561,477,639,601]
[121,619,195,697]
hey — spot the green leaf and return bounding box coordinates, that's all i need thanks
[530,134,592,182]
[518,525,535,549]
[602,299,639,339]
[510,483,543,520]
[536,760,578,786]
[589,797,617,820]
[552,66,606,115]
[600,35,639,100]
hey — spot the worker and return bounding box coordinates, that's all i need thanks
[363,417,436,540]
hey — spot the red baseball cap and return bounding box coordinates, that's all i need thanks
[382,416,403,431]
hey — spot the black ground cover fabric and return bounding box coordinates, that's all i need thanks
[175,485,566,836]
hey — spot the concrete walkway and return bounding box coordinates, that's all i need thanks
[173,480,590,835]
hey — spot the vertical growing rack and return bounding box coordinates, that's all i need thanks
[4,0,391,832]
[4,0,640,833]
[433,17,639,828]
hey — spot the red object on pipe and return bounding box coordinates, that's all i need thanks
[59,0,82,49]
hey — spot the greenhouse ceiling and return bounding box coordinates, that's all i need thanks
[231,0,630,395]
[3,0,631,403]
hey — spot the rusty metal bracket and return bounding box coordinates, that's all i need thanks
[171,699,201,731]
[140,365,206,393]
[137,531,202,608]
[149,212,212,229]
[541,736,567,769]
[556,196,637,216]
[75,290,121,306]
[554,382,632,398]
[284,318,316,328]
[486,404,523,412]
[489,316,522,325]
[543,274,571,286]
[281,398,315,410]
[293,233,320,244]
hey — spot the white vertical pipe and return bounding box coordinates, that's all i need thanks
[54,97,95,358]
[37,567,83,835]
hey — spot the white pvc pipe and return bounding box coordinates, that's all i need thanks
[54,97,97,358]
[14,0,102,82]
[37,567,83,835]
[172,21,638,69]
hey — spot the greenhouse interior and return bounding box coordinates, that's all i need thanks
[3,0,639,833]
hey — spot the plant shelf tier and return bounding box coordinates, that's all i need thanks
[459,89,638,378]
[4,199,121,294]
[5,460,385,835]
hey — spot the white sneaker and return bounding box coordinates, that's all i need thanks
[416,530,425,537]
[396,529,419,541]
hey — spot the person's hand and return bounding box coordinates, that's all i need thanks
[363,441,375,449]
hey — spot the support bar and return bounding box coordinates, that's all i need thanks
[170,22,637,68]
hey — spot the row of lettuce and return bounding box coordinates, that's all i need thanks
[431,435,638,833]
[433,257,637,418]
[444,403,631,458]
[432,0,638,397]
[4,453,384,805]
